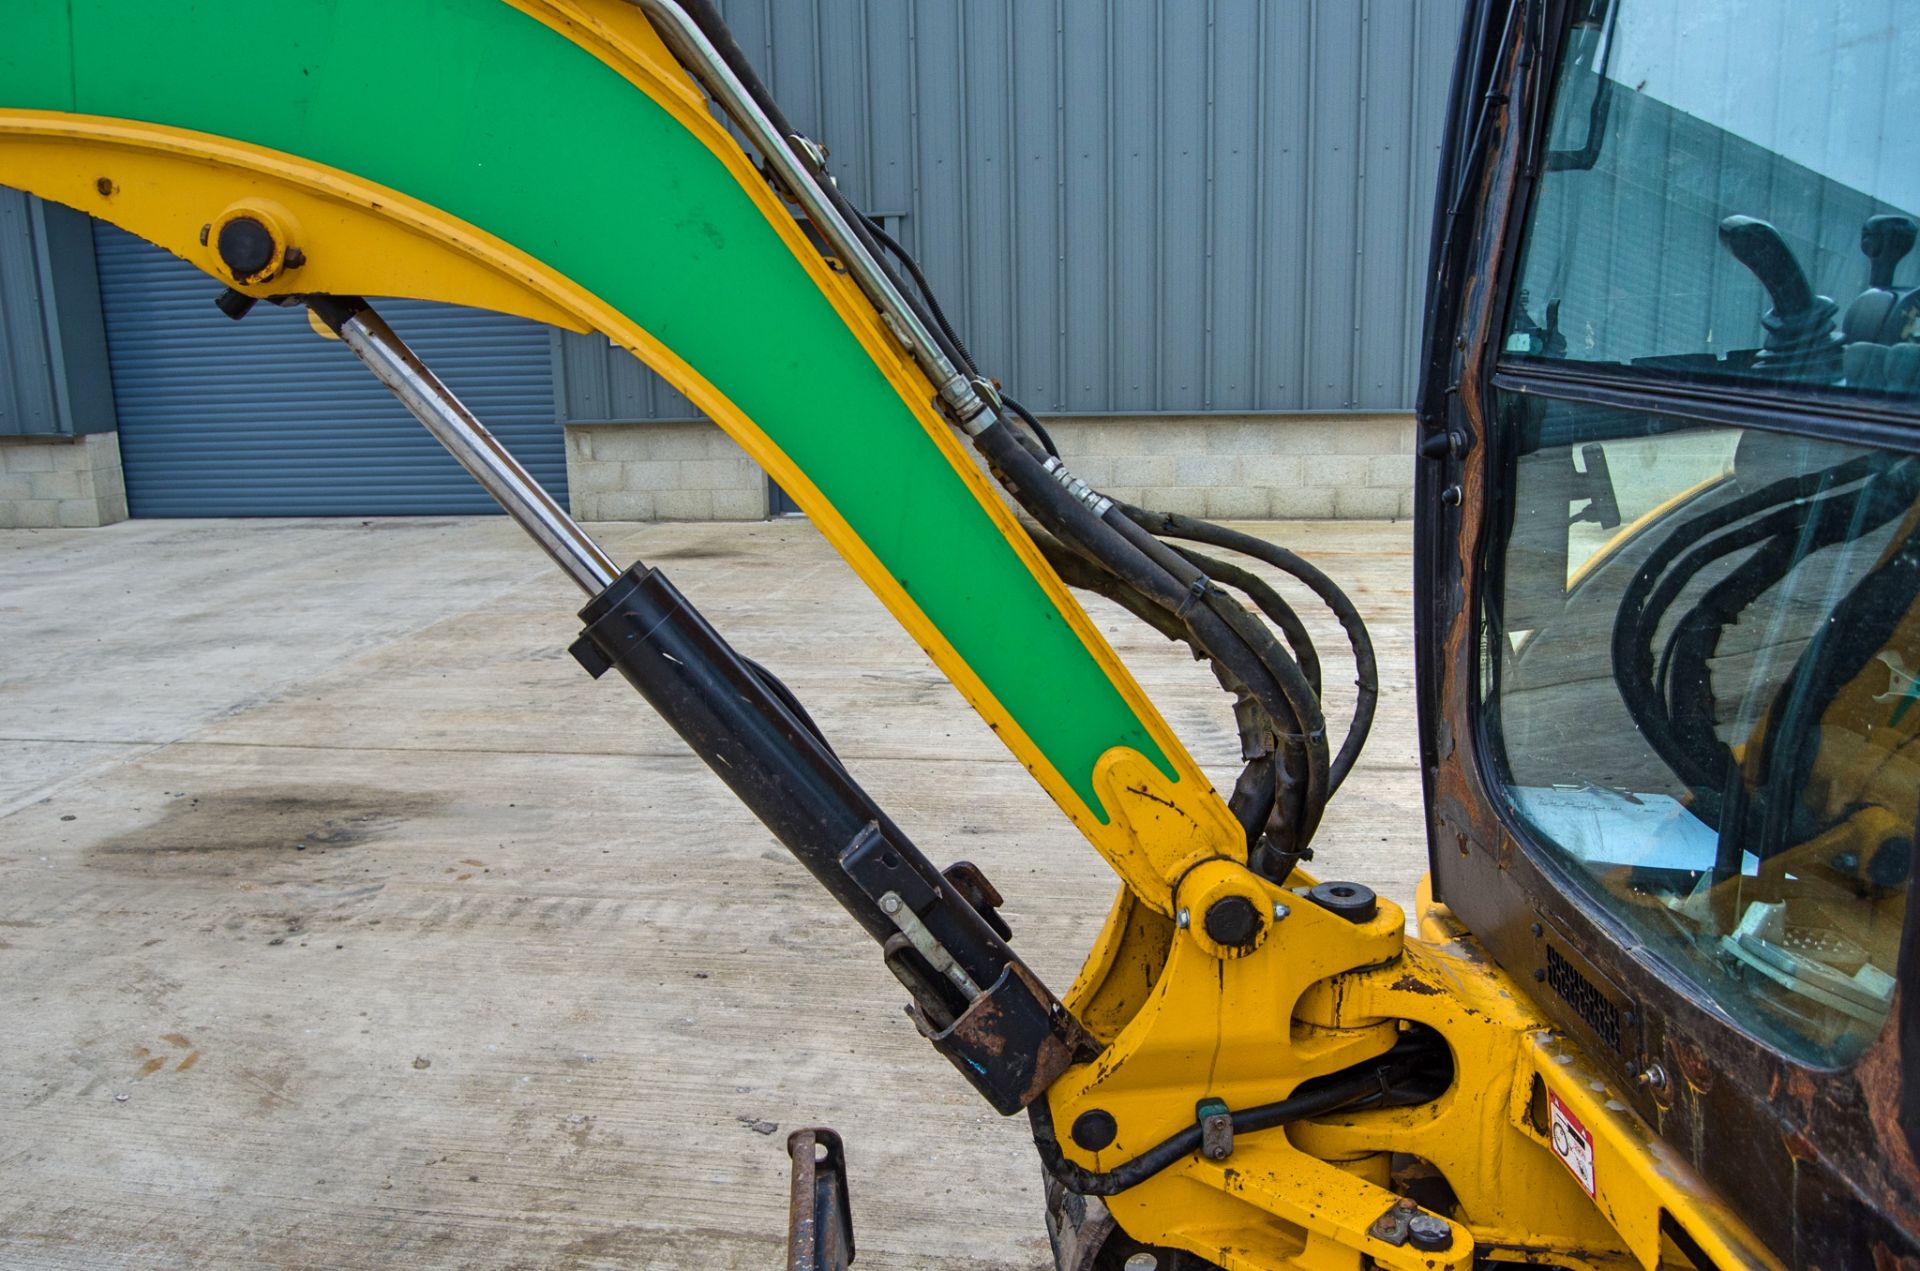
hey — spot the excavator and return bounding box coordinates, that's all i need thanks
[2,2,1916,1267]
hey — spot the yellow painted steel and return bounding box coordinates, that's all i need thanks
[1046,870,1784,1269]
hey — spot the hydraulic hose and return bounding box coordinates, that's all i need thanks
[1001,393,1062,461]
[862,212,981,378]
[1027,1036,1447,1197]
[1611,456,1887,796]
[657,0,1369,868]
[972,418,1328,860]
[1100,506,1329,846]
[1122,508,1378,796]
[1167,543,1323,698]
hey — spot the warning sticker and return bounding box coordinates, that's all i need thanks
[1549,1090,1596,1196]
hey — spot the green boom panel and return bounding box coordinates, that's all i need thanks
[0,0,1176,817]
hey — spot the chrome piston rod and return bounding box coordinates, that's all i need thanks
[308,296,619,595]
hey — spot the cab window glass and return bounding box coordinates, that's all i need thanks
[1485,393,1918,1065]
[1508,1,1920,405]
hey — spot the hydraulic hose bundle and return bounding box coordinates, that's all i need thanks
[1611,454,1918,826]
[858,192,1376,881]
[1609,450,1920,880]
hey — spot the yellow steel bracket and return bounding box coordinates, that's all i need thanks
[1047,877,1784,1271]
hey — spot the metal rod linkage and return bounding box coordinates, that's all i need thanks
[308,295,619,595]
[627,0,996,433]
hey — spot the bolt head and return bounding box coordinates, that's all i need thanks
[1272,902,1291,921]
[1175,907,1190,929]
[1407,1213,1452,1251]
[1203,896,1263,948]
[879,895,901,915]
[1306,880,1378,923]
[1069,1108,1118,1152]
[216,216,277,280]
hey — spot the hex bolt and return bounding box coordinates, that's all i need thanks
[1640,1063,1669,1093]
[1272,901,1291,921]
[1407,1213,1453,1251]
[1175,907,1190,930]
[879,894,901,915]
[1123,1255,1160,1271]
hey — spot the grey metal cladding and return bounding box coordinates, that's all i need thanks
[560,0,1467,424]
[0,187,117,437]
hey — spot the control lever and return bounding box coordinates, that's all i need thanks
[1862,215,1916,291]
[1845,215,1919,346]
[1718,215,1842,378]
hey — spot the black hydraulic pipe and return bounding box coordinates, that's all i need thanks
[1028,1035,1446,1197]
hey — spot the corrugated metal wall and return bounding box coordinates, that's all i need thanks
[561,0,1467,424]
[0,188,116,437]
[93,224,564,517]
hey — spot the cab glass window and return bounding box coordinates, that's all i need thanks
[1485,396,1917,1066]
[1484,0,1920,1067]
[1507,1,1920,406]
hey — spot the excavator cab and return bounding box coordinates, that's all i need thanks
[1418,0,1920,1261]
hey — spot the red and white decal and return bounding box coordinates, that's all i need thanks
[1548,1090,1596,1196]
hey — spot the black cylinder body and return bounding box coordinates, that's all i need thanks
[577,565,998,961]
[572,563,1083,1112]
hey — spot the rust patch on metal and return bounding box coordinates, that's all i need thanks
[949,992,1010,1059]
[1671,1041,1715,1096]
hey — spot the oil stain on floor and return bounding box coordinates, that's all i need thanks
[86,786,443,878]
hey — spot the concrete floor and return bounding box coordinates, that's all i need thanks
[0,515,1423,1270]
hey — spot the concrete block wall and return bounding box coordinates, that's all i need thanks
[566,422,768,522]
[0,433,128,528]
[563,413,1415,522]
[1041,414,1417,521]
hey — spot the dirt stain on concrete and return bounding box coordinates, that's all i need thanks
[87,787,442,876]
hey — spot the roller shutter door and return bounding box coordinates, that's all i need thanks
[92,222,564,517]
